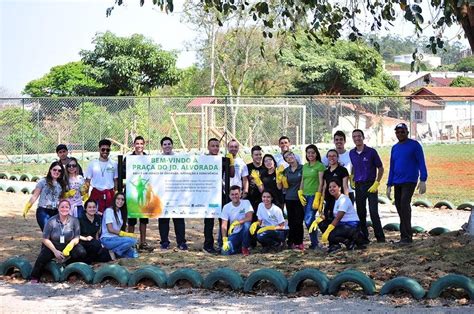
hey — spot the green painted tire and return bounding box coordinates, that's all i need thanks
[287,268,329,294]
[0,183,6,191]
[383,223,401,232]
[8,174,20,181]
[434,200,455,210]
[429,227,451,236]
[327,269,376,296]
[412,226,426,234]
[44,261,62,282]
[457,202,474,211]
[0,256,32,279]
[93,264,130,285]
[128,265,167,288]
[0,172,11,179]
[412,199,432,208]
[167,268,203,288]
[19,174,33,181]
[427,274,474,299]
[20,187,30,194]
[6,186,18,193]
[31,175,41,182]
[380,276,425,300]
[378,196,390,205]
[243,268,288,293]
[366,221,373,228]
[60,262,95,284]
[203,267,244,291]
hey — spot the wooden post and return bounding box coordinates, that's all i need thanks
[457,126,460,142]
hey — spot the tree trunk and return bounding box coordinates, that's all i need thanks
[459,4,474,53]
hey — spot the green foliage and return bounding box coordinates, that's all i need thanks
[281,36,399,96]
[23,62,103,97]
[157,66,209,96]
[450,76,474,87]
[453,56,474,72]
[80,31,181,96]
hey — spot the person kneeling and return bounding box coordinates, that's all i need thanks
[30,200,86,282]
[251,190,288,252]
[79,199,114,263]
[220,185,253,256]
[317,179,365,254]
[100,193,138,259]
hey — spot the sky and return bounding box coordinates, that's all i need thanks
[0,0,198,95]
[0,0,469,96]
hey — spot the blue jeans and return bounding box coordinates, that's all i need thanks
[304,195,319,247]
[101,236,138,258]
[75,205,84,219]
[257,229,288,247]
[36,207,58,231]
[221,222,251,255]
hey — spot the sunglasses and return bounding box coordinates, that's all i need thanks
[101,148,111,153]
[67,164,77,168]
[51,168,62,173]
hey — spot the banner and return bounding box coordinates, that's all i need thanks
[126,154,222,218]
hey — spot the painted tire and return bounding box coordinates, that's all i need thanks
[457,202,474,211]
[412,226,426,234]
[427,274,474,299]
[429,227,451,236]
[167,268,203,288]
[412,199,432,208]
[0,183,6,191]
[203,267,244,291]
[366,221,373,228]
[93,264,130,285]
[0,256,32,279]
[8,174,20,181]
[6,186,17,193]
[60,262,95,284]
[327,269,376,296]
[20,187,30,194]
[383,223,401,232]
[380,276,425,300]
[31,175,41,182]
[434,200,455,210]
[128,265,167,288]
[44,261,62,282]
[0,172,11,179]
[287,268,329,294]
[378,196,390,205]
[243,268,288,293]
[19,174,33,181]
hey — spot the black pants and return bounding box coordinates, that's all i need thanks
[355,182,385,242]
[286,199,305,246]
[328,223,365,247]
[158,218,186,246]
[394,183,417,242]
[80,239,111,264]
[31,243,86,279]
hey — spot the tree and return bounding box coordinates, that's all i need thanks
[450,76,474,86]
[80,31,181,96]
[157,65,210,96]
[109,1,474,53]
[23,61,103,97]
[453,56,474,71]
[281,35,399,96]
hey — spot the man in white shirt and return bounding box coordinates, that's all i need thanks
[322,130,355,202]
[84,139,118,214]
[220,185,253,256]
[273,136,302,168]
[228,140,248,193]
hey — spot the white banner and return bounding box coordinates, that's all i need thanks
[126,154,222,218]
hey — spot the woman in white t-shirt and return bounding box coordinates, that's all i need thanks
[251,190,288,252]
[320,179,365,254]
[100,193,138,258]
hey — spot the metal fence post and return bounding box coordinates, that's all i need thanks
[81,97,85,162]
[21,98,25,172]
[408,96,413,138]
[310,96,314,144]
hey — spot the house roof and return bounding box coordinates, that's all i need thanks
[187,97,217,107]
[411,87,474,100]
[412,98,444,108]
[430,77,453,86]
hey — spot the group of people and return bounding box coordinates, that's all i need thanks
[22,123,428,281]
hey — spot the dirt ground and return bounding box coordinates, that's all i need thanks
[0,190,473,311]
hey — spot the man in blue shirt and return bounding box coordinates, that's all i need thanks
[387,123,428,245]
[350,129,385,244]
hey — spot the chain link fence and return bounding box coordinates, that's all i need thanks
[0,95,472,172]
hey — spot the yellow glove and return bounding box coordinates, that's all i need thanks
[312,192,322,210]
[349,174,355,189]
[63,189,76,198]
[249,221,260,235]
[309,216,324,233]
[23,202,32,218]
[367,181,380,193]
[281,175,289,189]
[80,183,89,195]
[250,170,263,187]
[225,153,234,166]
[119,231,136,238]
[82,192,89,202]
[257,226,276,234]
[228,220,240,235]
[318,196,324,215]
[321,224,335,244]
[62,242,75,257]
[222,237,231,251]
[297,190,307,206]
